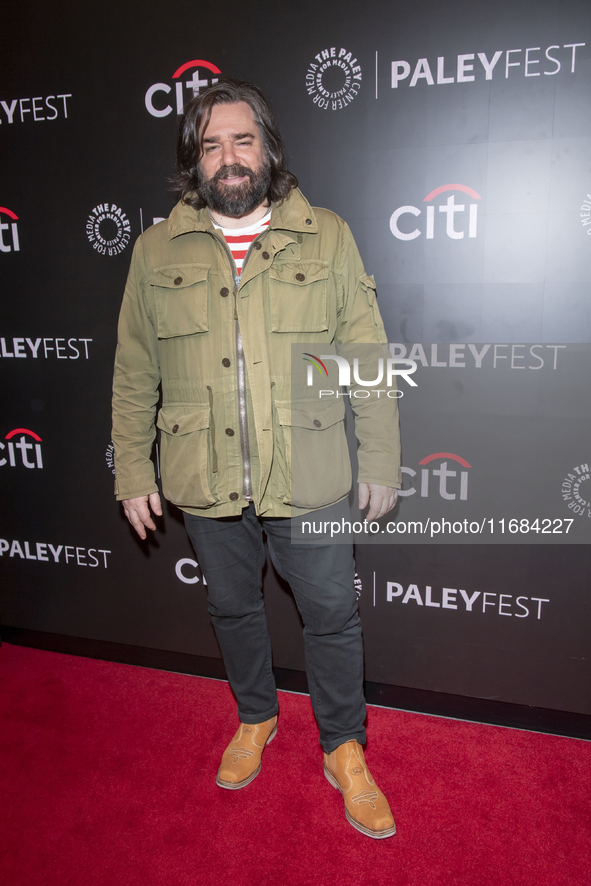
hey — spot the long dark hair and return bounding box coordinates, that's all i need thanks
[172,78,298,209]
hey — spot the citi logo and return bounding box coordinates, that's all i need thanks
[145,60,221,118]
[399,452,471,501]
[175,558,207,585]
[0,207,20,253]
[0,428,43,469]
[390,184,481,241]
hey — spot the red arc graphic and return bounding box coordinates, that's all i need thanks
[418,452,471,468]
[5,428,42,441]
[172,60,222,78]
[423,184,481,202]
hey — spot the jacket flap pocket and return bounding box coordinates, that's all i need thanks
[268,261,329,333]
[269,261,329,286]
[275,399,345,430]
[157,405,210,436]
[150,264,210,289]
[150,264,210,338]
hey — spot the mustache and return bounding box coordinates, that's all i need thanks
[212,164,254,184]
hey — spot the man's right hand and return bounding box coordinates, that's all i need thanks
[122,492,163,540]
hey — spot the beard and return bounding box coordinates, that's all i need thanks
[197,160,272,218]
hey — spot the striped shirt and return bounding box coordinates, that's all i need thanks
[213,209,271,276]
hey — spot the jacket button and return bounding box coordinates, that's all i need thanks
[222,358,231,367]
[262,251,270,260]
[172,424,179,433]
[295,273,305,282]
[254,242,262,250]
[313,419,322,428]
[174,277,183,286]
[220,287,229,297]
[225,428,235,436]
[229,492,239,501]
[305,218,312,225]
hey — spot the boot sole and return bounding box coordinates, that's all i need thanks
[324,765,397,839]
[216,724,277,790]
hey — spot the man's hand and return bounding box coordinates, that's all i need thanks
[358,483,398,521]
[122,492,163,540]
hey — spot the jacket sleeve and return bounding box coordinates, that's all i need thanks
[111,236,161,501]
[334,221,402,490]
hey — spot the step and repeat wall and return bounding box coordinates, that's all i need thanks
[2,0,590,716]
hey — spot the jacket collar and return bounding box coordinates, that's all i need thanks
[167,188,318,240]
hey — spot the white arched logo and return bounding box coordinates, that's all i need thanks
[390,184,481,241]
[175,558,207,585]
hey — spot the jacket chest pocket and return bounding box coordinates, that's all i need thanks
[150,264,210,338]
[268,261,329,333]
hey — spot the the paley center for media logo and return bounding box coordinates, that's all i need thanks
[86,204,131,256]
[561,462,590,518]
[580,192,591,237]
[305,47,362,110]
[145,59,221,117]
[303,352,417,398]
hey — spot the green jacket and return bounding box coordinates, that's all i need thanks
[112,188,401,517]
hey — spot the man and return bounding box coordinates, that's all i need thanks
[112,79,401,839]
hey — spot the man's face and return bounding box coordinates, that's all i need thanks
[197,101,271,218]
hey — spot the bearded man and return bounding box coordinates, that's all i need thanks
[112,79,401,838]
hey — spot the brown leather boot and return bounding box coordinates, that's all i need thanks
[216,716,278,790]
[324,740,396,838]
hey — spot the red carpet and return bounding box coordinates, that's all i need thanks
[1,643,590,886]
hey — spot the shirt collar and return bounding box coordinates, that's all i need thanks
[167,188,318,240]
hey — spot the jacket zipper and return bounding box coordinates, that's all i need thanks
[209,229,267,504]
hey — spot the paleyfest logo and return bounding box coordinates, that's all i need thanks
[0,93,71,125]
[303,352,417,397]
[390,184,481,241]
[0,207,20,253]
[145,60,221,118]
[86,204,131,256]
[306,47,362,110]
[390,43,585,89]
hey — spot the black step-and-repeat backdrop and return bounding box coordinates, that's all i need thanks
[2,0,590,718]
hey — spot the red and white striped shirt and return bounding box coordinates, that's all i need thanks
[212,209,271,276]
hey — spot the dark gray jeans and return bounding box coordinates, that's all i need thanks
[183,501,366,753]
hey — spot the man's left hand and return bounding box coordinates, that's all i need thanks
[358,483,399,521]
